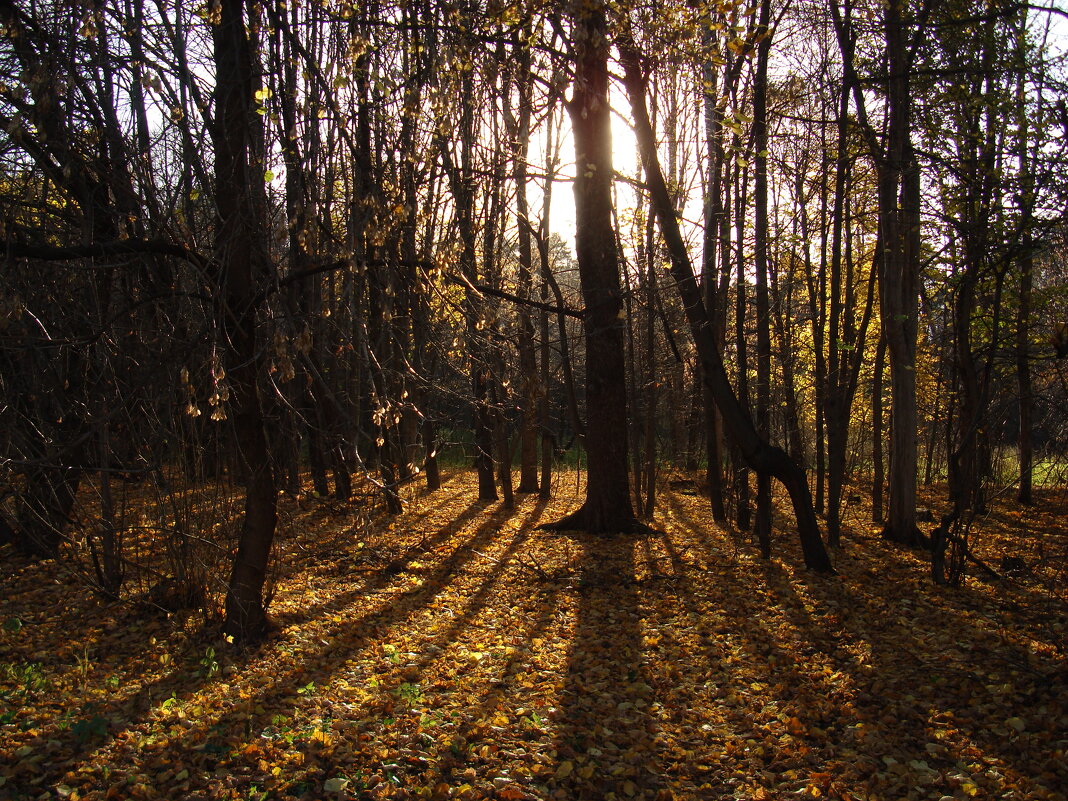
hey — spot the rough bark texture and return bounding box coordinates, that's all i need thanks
[542,1,636,534]
[215,0,279,641]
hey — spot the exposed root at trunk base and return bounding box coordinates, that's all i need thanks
[538,505,656,537]
[881,524,927,549]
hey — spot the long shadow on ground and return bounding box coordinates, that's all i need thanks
[547,531,662,798]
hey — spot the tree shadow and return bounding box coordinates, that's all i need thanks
[0,491,516,795]
[546,531,663,798]
[665,486,1067,799]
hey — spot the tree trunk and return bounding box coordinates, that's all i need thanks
[1016,240,1034,504]
[832,0,924,547]
[872,334,886,523]
[824,79,850,548]
[543,0,636,534]
[733,162,752,533]
[513,30,540,495]
[214,0,279,641]
[798,166,828,516]
[752,0,773,558]
[700,27,728,525]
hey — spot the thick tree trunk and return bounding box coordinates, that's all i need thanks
[543,0,636,534]
[215,0,278,640]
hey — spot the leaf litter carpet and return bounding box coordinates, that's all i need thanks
[1,471,1066,800]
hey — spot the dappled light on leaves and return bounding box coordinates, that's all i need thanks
[1,471,1065,800]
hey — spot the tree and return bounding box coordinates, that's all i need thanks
[212,0,279,640]
[620,40,834,573]
[832,0,929,547]
[543,0,637,533]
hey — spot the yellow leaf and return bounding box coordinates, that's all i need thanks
[311,729,334,745]
[555,761,574,779]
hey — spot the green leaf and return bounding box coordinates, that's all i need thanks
[263,170,275,182]
[3,617,22,633]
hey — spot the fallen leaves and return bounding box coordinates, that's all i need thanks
[0,472,1066,800]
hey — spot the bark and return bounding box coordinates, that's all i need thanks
[832,0,927,547]
[932,21,1000,585]
[539,272,554,500]
[543,0,636,534]
[733,161,752,533]
[513,27,540,494]
[752,0,773,558]
[798,166,828,515]
[642,218,659,519]
[1015,17,1035,505]
[214,0,279,641]
[538,107,560,501]
[1016,241,1034,504]
[872,334,886,523]
[824,78,851,548]
[700,27,728,524]
[768,252,805,464]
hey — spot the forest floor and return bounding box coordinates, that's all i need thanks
[1,469,1066,801]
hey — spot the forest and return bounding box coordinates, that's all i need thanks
[1,0,1067,799]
